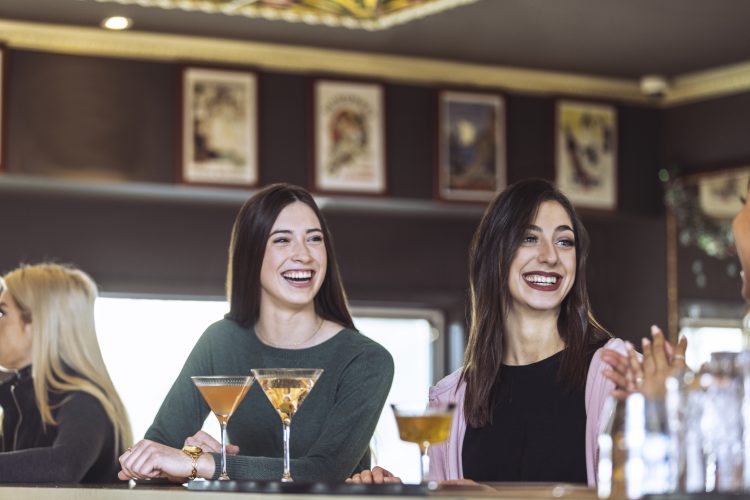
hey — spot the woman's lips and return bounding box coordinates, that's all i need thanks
[522,272,562,292]
[282,270,315,288]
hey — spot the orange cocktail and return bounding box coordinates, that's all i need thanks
[191,375,254,480]
[392,402,455,484]
[196,384,251,424]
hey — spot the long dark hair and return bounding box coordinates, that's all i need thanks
[460,178,611,427]
[225,183,355,330]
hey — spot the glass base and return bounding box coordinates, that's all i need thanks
[281,475,293,483]
[218,474,230,481]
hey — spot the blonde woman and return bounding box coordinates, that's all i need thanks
[0,263,131,482]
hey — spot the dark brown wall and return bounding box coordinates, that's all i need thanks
[663,93,750,172]
[663,94,750,314]
[1,49,671,351]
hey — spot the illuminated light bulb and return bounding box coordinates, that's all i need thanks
[101,16,132,31]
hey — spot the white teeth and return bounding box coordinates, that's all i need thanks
[283,271,312,280]
[524,274,557,285]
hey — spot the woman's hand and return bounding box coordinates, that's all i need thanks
[118,439,215,481]
[636,325,688,399]
[601,346,637,400]
[346,466,402,484]
[601,325,688,400]
[184,430,239,455]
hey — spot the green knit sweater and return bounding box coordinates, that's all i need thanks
[145,318,394,481]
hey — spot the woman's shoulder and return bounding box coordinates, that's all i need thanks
[596,337,628,357]
[429,368,464,401]
[586,337,627,371]
[52,389,109,419]
[205,316,244,334]
[199,317,252,343]
[335,328,393,362]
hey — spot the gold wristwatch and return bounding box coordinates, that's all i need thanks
[182,445,203,480]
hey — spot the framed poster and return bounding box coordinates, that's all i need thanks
[437,91,505,201]
[180,67,258,187]
[0,45,5,173]
[313,79,386,194]
[555,100,617,210]
[698,167,750,219]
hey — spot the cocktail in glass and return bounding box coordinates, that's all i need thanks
[191,375,254,480]
[251,368,323,482]
[391,402,455,484]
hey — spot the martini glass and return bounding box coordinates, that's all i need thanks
[391,402,455,484]
[251,368,323,482]
[191,375,254,480]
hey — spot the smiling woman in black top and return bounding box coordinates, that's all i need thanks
[349,179,622,486]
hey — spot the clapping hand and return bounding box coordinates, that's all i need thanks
[602,325,688,400]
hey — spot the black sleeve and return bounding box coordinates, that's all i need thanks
[0,392,114,483]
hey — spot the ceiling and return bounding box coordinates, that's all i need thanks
[2,0,750,80]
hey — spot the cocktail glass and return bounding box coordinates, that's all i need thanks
[191,375,254,480]
[391,402,455,484]
[251,368,323,482]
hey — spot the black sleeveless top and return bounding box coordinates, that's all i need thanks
[461,350,588,483]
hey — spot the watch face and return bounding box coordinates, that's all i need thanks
[183,445,202,456]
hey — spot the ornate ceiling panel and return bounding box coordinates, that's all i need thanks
[85,0,479,30]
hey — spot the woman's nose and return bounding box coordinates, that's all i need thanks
[537,240,558,264]
[291,241,313,261]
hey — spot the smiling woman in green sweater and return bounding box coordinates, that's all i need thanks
[118,183,394,482]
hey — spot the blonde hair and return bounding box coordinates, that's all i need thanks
[3,263,132,453]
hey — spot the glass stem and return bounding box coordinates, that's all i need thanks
[219,421,229,480]
[282,420,292,482]
[420,442,431,484]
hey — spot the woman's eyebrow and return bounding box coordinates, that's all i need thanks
[269,228,322,236]
[526,224,573,232]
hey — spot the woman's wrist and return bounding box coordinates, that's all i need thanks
[197,453,217,479]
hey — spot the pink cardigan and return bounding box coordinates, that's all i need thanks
[426,338,627,486]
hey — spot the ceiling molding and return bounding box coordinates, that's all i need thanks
[0,19,647,103]
[2,19,750,106]
[665,61,750,106]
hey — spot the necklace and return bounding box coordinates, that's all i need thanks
[256,318,325,349]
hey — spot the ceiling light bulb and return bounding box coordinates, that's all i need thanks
[101,16,132,30]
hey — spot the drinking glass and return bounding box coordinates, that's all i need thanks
[251,368,323,482]
[191,375,254,480]
[391,402,455,484]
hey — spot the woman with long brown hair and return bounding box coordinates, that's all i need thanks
[118,183,393,482]
[429,178,620,485]
[351,178,630,486]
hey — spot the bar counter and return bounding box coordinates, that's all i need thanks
[0,482,597,500]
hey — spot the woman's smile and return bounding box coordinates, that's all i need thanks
[281,269,316,287]
[522,271,562,292]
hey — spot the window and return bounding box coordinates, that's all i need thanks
[95,297,229,442]
[95,297,441,483]
[352,308,442,483]
[679,318,745,371]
